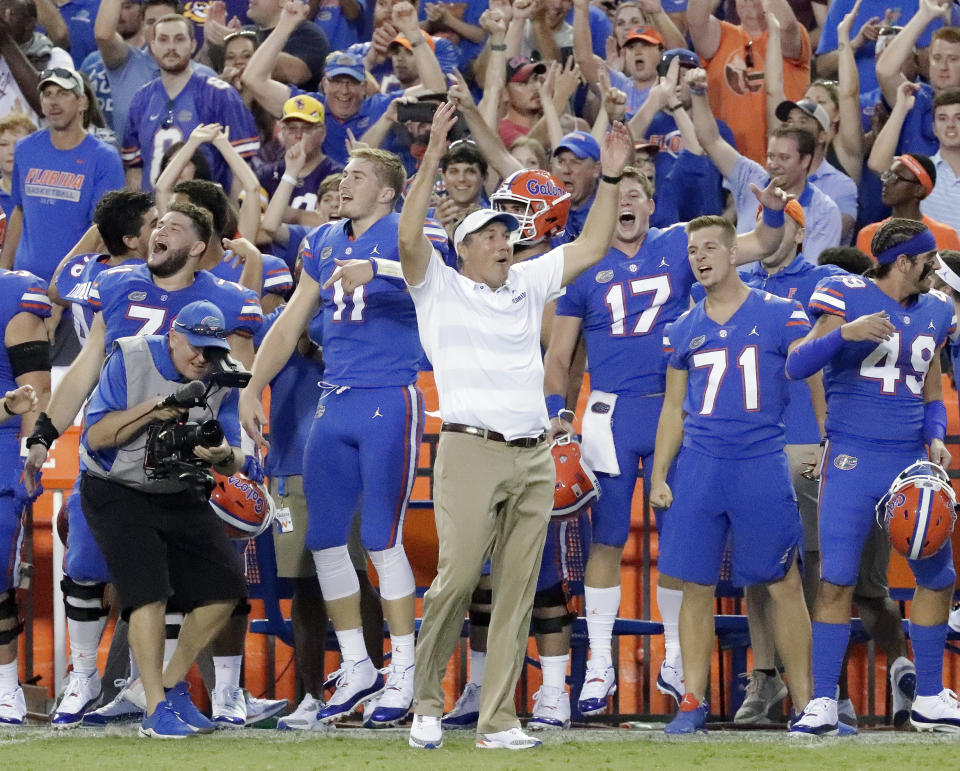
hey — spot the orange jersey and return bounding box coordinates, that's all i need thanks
[706,21,811,165]
[857,215,960,258]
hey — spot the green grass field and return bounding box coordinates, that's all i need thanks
[2,726,959,770]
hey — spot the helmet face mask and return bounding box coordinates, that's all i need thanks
[491,170,571,246]
[877,460,958,560]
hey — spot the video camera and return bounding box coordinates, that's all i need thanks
[143,353,251,502]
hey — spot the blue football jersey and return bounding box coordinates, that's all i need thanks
[666,289,811,459]
[87,263,263,349]
[557,223,695,395]
[210,251,294,299]
[807,275,957,447]
[122,72,259,190]
[55,253,140,347]
[300,213,422,387]
[741,255,846,444]
[0,269,52,437]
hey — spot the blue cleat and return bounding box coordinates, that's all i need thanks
[165,681,215,734]
[138,701,196,739]
[664,697,709,735]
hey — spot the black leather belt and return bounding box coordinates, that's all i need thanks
[441,422,547,448]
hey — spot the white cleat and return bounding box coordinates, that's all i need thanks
[277,693,327,731]
[317,658,384,724]
[82,678,145,725]
[656,661,686,707]
[441,682,481,730]
[911,689,960,733]
[243,690,288,726]
[0,686,26,725]
[408,713,443,749]
[577,660,616,716]
[476,726,542,750]
[211,686,246,728]
[51,670,102,729]
[366,664,414,727]
[889,656,916,729]
[789,697,839,737]
[527,686,570,730]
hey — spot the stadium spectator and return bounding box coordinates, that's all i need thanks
[240,0,329,91]
[0,112,35,231]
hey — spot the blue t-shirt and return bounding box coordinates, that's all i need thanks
[299,213,422,386]
[0,269,51,441]
[87,262,263,348]
[10,131,125,281]
[122,71,260,191]
[80,50,114,131]
[58,0,100,67]
[740,256,846,444]
[666,289,811,458]
[556,223,695,396]
[316,0,367,50]
[896,83,938,157]
[807,275,956,448]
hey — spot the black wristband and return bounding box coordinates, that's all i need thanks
[2,398,13,417]
[26,411,60,450]
[600,173,622,185]
[490,43,507,51]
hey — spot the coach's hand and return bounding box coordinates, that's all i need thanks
[239,388,270,451]
[929,438,951,468]
[322,258,375,293]
[841,311,896,343]
[649,477,673,510]
[547,415,575,441]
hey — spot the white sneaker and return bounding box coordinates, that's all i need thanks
[476,726,542,750]
[243,690,288,725]
[277,693,326,731]
[211,686,246,728]
[82,678,145,725]
[51,670,102,728]
[366,664,414,727]
[949,604,960,634]
[0,686,26,724]
[577,659,616,716]
[656,661,685,707]
[911,688,960,733]
[317,658,384,724]
[408,713,442,749]
[789,697,839,736]
[441,682,481,730]
[527,686,570,730]
[889,656,916,729]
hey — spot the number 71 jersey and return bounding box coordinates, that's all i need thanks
[807,274,957,447]
[665,289,811,459]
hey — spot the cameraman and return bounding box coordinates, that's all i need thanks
[78,301,246,739]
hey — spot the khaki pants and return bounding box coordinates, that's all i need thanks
[413,432,554,734]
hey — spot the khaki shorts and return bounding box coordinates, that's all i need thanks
[271,475,367,579]
[854,519,891,599]
[786,444,820,553]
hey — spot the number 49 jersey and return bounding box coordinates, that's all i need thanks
[665,289,811,459]
[86,262,263,349]
[556,223,695,396]
[807,274,957,448]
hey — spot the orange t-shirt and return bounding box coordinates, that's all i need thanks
[857,215,960,258]
[706,21,811,165]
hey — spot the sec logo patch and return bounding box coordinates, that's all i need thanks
[833,454,858,471]
[320,247,333,260]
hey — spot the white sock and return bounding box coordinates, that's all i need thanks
[0,659,17,693]
[335,627,367,663]
[129,650,139,681]
[213,655,243,691]
[584,585,620,666]
[67,618,102,676]
[540,654,569,692]
[657,585,683,667]
[469,649,486,686]
[390,633,415,669]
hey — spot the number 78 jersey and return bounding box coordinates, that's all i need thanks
[665,289,811,459]
[807,274,957,447]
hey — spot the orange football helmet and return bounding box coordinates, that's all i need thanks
[877,461,957,560]
[491,169,571,245]
[210,471,276,539]
[552,434,600,520]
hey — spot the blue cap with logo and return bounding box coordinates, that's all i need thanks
[553,131,601,161]
[325,52,365,82]
[172,301,230,350]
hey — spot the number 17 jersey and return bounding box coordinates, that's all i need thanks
[807,274,956,448]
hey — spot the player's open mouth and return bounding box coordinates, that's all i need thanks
[153,242,168,254]
[698,266,711,276]
[619,212,635,224]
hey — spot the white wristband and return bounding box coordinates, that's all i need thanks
[281,173,298,186]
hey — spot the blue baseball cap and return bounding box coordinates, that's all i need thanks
[325,52,365,82]
[172,301,230,350]
[657,48,701,77]
[553,131,601,161]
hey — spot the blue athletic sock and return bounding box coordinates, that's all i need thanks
[909,621,948,697]
[812,621,850,700]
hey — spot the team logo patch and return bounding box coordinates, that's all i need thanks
[591,401,611,414]
[128,291,146,301]
[629,264,638,273]
[833,454,858,471]
[320,246,333,260]
[594,270,614,284]
[690,335,706,350]
[891,492,907,508]
[718,330,728,338]
[315,404,326,418]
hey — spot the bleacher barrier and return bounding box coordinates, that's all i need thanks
[18,372,960,723]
